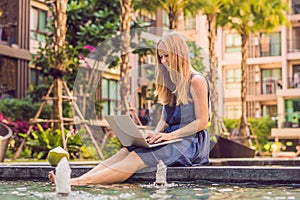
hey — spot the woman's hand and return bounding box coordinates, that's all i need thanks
[146,132,175,144]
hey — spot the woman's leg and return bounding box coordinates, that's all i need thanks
[79,147,130,177]
[71,151,146,185]
[48,147,130,183]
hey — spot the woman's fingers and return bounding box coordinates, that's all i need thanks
[146,133,173,144]
[152,134,162,143]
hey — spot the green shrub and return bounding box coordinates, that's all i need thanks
[248,117,275,151]
[23,124,83,159]
[223,117,275,152]
[0,98,51,121]
[102,136,122,159]
[223,118,240,133]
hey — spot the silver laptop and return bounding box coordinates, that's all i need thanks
[104,115,183,148]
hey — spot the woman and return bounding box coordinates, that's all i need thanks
[49,32,210,185]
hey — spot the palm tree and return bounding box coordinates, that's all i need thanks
[219,0,289,141]
[191,0,228,136]
[50,0,69,148]
[133,0,193,30]
[120,0,132,114]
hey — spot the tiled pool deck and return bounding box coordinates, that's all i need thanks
[0,157,299,184]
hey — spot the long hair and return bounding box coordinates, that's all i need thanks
[155,32,192,106]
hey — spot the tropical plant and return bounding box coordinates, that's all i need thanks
[187,0,229,136]
[219,0,289,142]
[223,117,276,152]
[23,124,83,159]
[102,136,122,159]
[67,0,120,48]
[133,0,196,30]
[0,98,51,121]
[119,0,132,114]
[186,41,206,73]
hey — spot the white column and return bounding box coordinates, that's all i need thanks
[278,96,285,128]
[281,25,288,89]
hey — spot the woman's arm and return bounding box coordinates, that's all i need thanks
[145,106,168,138]
[149,75,209,143]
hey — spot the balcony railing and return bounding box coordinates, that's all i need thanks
[261,79,281,94]
[287,77,300,89]
[248,41,281,58]
[287,38,300,53]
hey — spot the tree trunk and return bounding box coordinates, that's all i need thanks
[239,31,249,144]
[168,10,180,30]
[120,0,131,114]
[52,0,68,149]
[207,14,220,136]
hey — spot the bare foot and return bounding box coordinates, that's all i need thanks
[49,170,81,186]
[48,171,55,184]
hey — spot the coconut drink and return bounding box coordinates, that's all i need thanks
[47,146,70,166]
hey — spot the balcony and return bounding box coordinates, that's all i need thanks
[287,38,300,53]
[261,79,281,94]
[248,39,281,58]
[271,112,300,142]
[287,76,300,89]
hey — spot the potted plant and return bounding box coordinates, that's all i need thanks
[0,122,12,162]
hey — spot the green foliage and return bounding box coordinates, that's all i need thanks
[30,36,80,90]
[186,41,206,73]
[102,136,122,159]
[26,84,50,103]
[218,0,289,34]
[24,124,83,160]
[66,0,120,49]
[248,117,275,151]
[223,118,240,132]
[0,98,51,121]
[223,117,275,152]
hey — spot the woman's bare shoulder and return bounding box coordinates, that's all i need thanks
[190,74,207,88]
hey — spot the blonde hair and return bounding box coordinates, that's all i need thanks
[155,32,192,106]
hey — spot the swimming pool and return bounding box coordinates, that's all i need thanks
[0,180,299,200]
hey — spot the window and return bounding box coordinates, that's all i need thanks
[291,27,300,52]
[30,68,43,86]
[261,68,281,94]
[292,0,300,14]
[225,68,241,89]
[184,16,196,30]
[225,105,241,119]
[261,105,277,118]
[260,32,281,57]
[292,64,300,88]
[0,56,17,98]
[163,11,169,28]
[30,7,48,42]
[225,33,241,53]
[0,0,18,45]
[101,78,120,116]
[285,99,300,127]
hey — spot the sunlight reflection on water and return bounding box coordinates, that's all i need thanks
[0,181,299,200]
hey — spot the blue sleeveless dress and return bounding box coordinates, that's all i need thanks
[126,74,210,167]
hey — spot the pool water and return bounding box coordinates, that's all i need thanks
[0,180,299,200]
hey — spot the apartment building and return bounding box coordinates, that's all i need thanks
[0,0,31,98]
[215,0,300,140]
